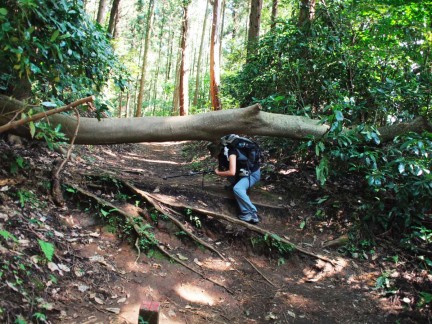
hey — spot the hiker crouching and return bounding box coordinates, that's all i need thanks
[214,134,261,224]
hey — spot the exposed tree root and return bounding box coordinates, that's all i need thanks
[122,180,337,266]
[122,180,227,261]
[65,182,233,294]
[74,169,337,265]
[244,257,277,288]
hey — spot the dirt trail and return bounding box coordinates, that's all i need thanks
[55,142,397,323]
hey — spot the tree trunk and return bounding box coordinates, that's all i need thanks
[299,0,316,26]
[135,0,155,117]
[179,3,190,116]
[152,10,166,115]
[107,0,121,37]
[210,0,222,111]
[165,27,174,88]
[271,0,278,31]
[247,0,263,59]
[2,95,430,145]
[172,51,181,115]
[96,0,108,25]
[193,0,209,107]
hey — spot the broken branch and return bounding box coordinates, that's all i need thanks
[0,95,94,134]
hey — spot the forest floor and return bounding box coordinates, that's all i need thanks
[0,139,430,323]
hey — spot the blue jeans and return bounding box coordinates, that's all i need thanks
[229,169,261,216]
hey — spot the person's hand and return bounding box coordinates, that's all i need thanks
[214,167,220,175]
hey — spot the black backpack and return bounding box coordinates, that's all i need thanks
[219,135,260,175]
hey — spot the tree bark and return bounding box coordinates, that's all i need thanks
[193,0,209,107]
[135,0,155,117]
[210,0,222,111]
[96,0,108,25]
[299,0,316,26]
[247,0,263,59]
[107,0,121,37]
[2,95,430,145]
[179,3,190,116]
[271,0,278,31]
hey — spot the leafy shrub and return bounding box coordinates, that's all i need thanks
[0,0,127,101]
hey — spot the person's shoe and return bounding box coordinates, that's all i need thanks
[249,213,260,224]
[238,213,252,222]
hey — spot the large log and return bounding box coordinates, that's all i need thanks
[0,95,430,145]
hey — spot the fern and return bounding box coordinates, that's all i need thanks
[38,239,55,261]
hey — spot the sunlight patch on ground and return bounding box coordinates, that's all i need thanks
[101,148,117,157]
[199,258,233,271]
[300,257,349,283]
[278,168,300,175]
[139,141,189,146]
[275,290,319,310]
[175,283,217,306]
[122,153,186,165]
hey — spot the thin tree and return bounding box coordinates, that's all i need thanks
[152,8,167,115]
[247,0,263,59]
[179,1,190,116]
[136,0,155,117]
[193,0,210,107]
[209,0,222,111]
[107,0,121,37]
[96,0,108,25]
[271,0,278,31]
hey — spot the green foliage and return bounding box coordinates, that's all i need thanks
[9,155,26,175]
[264,233,295,255]
[417,292,432,308]
[16,189,40,208]
[375,271,397,295]
[0,230,18,242]
[186,208,201,228]
[37,239,55,262]
[225,0,431,122]
[33,122,67,150]
[0,0,127,101]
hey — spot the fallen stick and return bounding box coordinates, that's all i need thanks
[244,257,277,288]
[66,182,233,294]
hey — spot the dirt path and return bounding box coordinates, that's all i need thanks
[50,141,402,324]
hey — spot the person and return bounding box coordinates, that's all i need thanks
[214,134,261,224]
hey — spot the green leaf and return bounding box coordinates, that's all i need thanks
[38,239,55,261]
[299,220,306,229]
[0,230,18,242]
[50,30,60,42]
[16,156,24,168]
[0,8,8,16]
[29,121,36,138]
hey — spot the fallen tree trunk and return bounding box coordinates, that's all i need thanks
[1,95,430,144]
